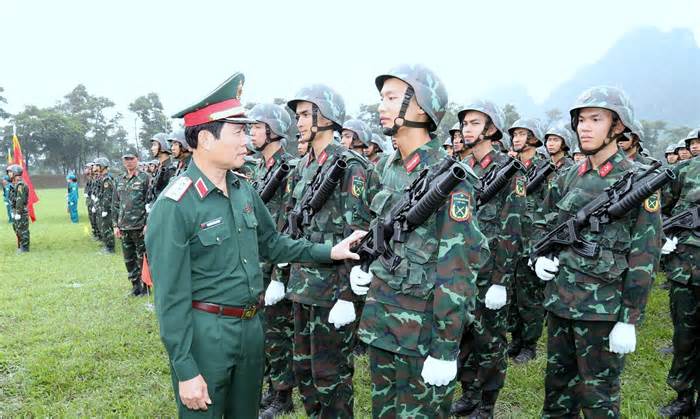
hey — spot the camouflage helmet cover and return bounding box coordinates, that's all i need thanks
[665,143,678,154]
[167,128,189,150]
[94,157,110,168]
[683,128,700,148]
[675,139,689,152]
[342,119,372,146]
[545,119,575,152]
[151,132,171,154]
[569,86,635,133]
[374,63,448,131]
[509,117,545,146]
[287,84,346,127]
[456,100,506,141]
[448,122,461,136]
[248,103,293,138]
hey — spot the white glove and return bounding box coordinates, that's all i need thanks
[91,207,96,213]
[101,211,108,218]
[350,266,372,296]
[145,203,152,214]
[13,213,21,220]
[661,237,678,255]
[91,194,97,202]
[421,356,457,386]
[484,284,507,310]
[535,256,559,281]
[83,193,88,198]
[264,280,286,306]
[277,263,289,268]
[328,299,356,329]
[609,322,636,354]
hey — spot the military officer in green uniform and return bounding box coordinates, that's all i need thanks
[94,157,115,253]
[350,65,489,418]
[658,128,700,418]
[535,86,662,417]
[113,149,150,296]
[6,164,30,252]
[284,84,370,418]
[245,102,297,418]
[145,72,364,419]
[451,100,526,417]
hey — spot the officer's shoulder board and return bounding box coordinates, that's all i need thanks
[164,176,192,201]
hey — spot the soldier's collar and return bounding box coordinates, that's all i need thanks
[307,142,339,167]
[578,150,625,178]
[185,160,218,199]
[394,138,439,173]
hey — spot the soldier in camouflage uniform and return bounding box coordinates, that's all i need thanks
[452,100,526,417]
[2,175,11,224]
[677,139,693,162]
[285,84,370,418]
[535,86,662,417]
[365,133,385,164]
[618,119,658,165]
[245,103,297,418]
[169,129,192,177]
[147,133,175,211]
[544,120,575,174]
[6,164,30,252]
[352,65,488,418]
[658,128,700,418]
[113,149,150,296]
[665,143,679,165]
[94,157,116,253]
[506,117,549,365]
[86,163,101,240]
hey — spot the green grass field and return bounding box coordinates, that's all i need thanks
[0,188,676,417]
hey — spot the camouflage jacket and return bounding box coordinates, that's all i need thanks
[286,142,370,307]
[542,150,662,324]
[664,157,700,249]
[148,160,176,204]
[358,139,488,360]
[240,156,262,180]
[10,180,28,215]
[112,170,150,230]
[520,152,548,252]
[630,150,658,166]
[252,147,294,231]
[95,174,114,214]
[465,149,526,288]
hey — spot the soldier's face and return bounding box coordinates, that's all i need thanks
[573,153,586,162]
[297,140,309,156]
[340,130,354,148]
[576,108,623,153]
[171,142,182,158]
[452,132,464,152]
[666,154,678,164]
[250,123,268,148]
[378,78,427,131]
[295,101,332,142]
[678,148,691,160]
[150,141,160,157]
[461,111,492,146]
[689,138,700,156]
[511,129,531,152]
[444,145,453,156]
[122,157,138,171]
[364,143,377,157]
[546,135,564,155]
[616,137,632,151]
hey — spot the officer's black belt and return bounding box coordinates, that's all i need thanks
[192,301,259,319]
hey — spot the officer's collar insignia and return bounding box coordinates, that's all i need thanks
[643,191,660,213]
[164,176,192,201]
[577,160,589,176]
[318,150,328,166]
[194,178,209,198]
[598,161,614,177]
[404,153,421,173]
[523,159,532,168]
[479,154,492,169]
[449,192,471,222]
[467,157,476,168]
[266,157,275,169]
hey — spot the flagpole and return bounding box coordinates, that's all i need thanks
[12,124,16,137]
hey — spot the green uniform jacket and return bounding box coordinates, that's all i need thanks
[665,157,700,251]
[113,170,150,230]
[252,147,293,230]
[358,139,488,360]
[145,160,333,382]
[285,142,370,307]
[542,150,662,324]
[97,174,115,216]
[11,180,28,215]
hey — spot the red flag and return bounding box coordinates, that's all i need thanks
[12,135,39,222]
[141,255,153,287]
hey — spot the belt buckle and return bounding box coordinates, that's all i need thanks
[242,305,256,320]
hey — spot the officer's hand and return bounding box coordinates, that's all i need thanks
[264,280,286,306]
[114,227,122,239]
[484,284,507,310]
[101,211,108,218]
[534,256,559,281]
[350,266,372,296]
[178,374,212,411]
[328,299,356,329]
[661,237,678,255]
[330,230,367,261]
[421,356,457,387]
[609,322,636,354]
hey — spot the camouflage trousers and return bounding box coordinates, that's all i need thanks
[368,345,455,418]
[88,203,100,238]
[509,257,546,348]
[12,213,30,250]
[457,283,509,400]
[292,302,355,418]
[119,229,145,284]
[98,211,114,250]
[666,245,700,394]
[263,263,295,391]
[543,313,624,418]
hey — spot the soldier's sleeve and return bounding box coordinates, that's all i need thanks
[145,198,200,382]
[342,162,370,229]
[491,179,526,286]
[251,186,332,264]
[620,195,663,324]
[430,183,482,360]
[16,184,28,210]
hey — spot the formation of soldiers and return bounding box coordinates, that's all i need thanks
[5,64,698,419]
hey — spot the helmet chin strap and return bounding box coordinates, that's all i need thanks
[382,86,431,137]
[255,125,280,152]
[580,127,622,156]
[460,122,494,150]
[307,105,334,143]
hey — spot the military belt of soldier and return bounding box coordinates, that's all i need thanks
[7,66,700,419]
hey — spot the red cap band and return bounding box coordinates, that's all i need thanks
[183,99,243,127]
